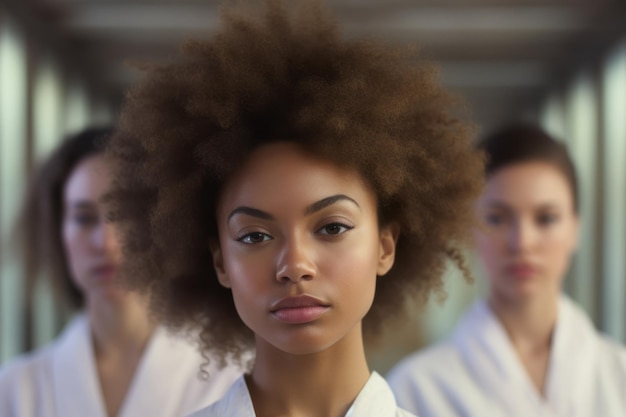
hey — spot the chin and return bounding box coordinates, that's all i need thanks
[266,331,343,356]
[95,286,130,303]
[278,345,330,356]
[492,284,536,305]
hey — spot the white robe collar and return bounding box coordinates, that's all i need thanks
[51,314,206,417]
[191,371,412,417]
[451,295,604,417]
[52,315,106,417]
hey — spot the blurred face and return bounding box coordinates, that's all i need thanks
[62,155,123,302]
[212,142,397,355]
[474,161,578,305]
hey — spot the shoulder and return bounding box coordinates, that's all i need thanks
[396,408,417,417]
[386,300,494,391]
[597,335,626,373]
[0,344,56,414]
[386,340,462,388]
[0,344,55,386]
[140,327,247,414]
[385,339,481,416]
[355,372,418,417]
[385,342,459,405]
[0,315,89,389]
[154,325,249,380]
[0,316,89,415]
[184,374,252,417]
[559,296,626,373]
[185,402,221,417]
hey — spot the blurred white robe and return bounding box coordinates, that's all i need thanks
[0,314,244,417]
[386,295,626,417]
[187,371,415,417]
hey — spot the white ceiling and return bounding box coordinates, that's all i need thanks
[6,0,626,133]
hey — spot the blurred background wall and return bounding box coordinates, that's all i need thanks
[0,0,625,374]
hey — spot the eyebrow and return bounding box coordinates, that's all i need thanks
[227,194,360,221]
[486,200,560,212]
[228,206,274,221]
[67,201,97,210]
[304,194,360,215]
[485,201,511,212]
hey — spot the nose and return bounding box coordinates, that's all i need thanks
[507,218,535,254]
[275,235,317,284]
[92,220,121,253]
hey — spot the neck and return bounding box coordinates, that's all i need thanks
[248,325,370,417]
[488,292,558,353]
[87,292,156,358]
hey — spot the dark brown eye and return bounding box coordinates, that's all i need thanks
[318,223,353,236]
[238,232,272,244]
[537,213,559,226]
[72,213,98,226]
[485,212,505,226]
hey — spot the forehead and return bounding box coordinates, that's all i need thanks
[64,154,110,203]
[218,142,374,212]
[481,161,574,210]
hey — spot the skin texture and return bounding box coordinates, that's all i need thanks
[211,141,398,416]
[473,161,579,394]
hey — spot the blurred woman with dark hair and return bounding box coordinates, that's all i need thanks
[387,123,626,417]
[0,127,243,417]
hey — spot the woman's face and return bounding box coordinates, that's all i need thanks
[474,161,578,305]
[212,142,397,355]
[62,154,123,302]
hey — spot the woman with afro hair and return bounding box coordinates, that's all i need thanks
[106,1,484,416]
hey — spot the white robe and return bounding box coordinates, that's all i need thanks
[0,314,244,417]
[386,295,626,417]
[187,371,415,417]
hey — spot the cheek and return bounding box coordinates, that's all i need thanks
[62,224,87,285]
[322,240,379,300]
[221,245,273,300]
[219,245,284,331]
[543,227,576,273]
[62,224,79,263]
[474,231,503,267]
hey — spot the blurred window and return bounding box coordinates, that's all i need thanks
[541,92,567,140]
[33,54,64,163]
[0,12,28,364]
[565,71,599,322]
[31,53,66,349]
[64,78,91,136]
[601,40,626,342]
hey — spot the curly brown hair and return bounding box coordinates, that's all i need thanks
[106,0,484,368]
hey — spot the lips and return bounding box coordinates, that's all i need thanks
[91,265,118,280]
[270,295,330,324]
[506,263,538,279]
